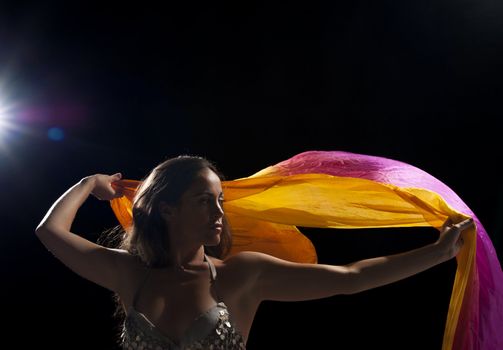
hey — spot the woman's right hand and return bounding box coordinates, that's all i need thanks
[86,173,124,201]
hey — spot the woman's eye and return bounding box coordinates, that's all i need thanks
[199,197,224,205]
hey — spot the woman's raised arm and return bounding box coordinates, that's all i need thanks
[35,173,131,293]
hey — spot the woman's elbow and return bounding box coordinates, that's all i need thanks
[327,265,363,295]
[35,225,46,236]
[35,223,55,237]
[338,266,365,295]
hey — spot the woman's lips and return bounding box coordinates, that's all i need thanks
[209,223,223,233]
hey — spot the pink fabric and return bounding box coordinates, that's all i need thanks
[257,151,502,350]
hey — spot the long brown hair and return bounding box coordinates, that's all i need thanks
[120,155,232,267]
[101,155,233,344]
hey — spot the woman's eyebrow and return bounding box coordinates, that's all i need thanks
[194,191,224,197]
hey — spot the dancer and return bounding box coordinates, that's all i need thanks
[35,155,474,349]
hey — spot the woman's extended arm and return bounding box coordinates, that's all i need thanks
[35,173,129,292]
[232,218,474,302]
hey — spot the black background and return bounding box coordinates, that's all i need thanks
[1,2,502,349]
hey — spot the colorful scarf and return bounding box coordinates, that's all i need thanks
[110,151,502,350]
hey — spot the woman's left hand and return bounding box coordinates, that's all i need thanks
[436,217,475,259]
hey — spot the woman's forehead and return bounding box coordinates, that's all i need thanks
[188,169,222,193]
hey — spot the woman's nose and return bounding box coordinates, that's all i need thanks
[214,200,224,216]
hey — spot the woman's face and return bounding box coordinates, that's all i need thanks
[168,167,225,246]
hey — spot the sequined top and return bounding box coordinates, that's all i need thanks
[121,255,246,350]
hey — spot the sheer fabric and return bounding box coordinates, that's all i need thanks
[111,151,502,350]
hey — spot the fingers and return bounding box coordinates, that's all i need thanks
[114,174,124,197]
[453,218,474,230]
[110,173,124,197]
[456,219,474,250]
[443,217,474,231]
[441,217,453,231]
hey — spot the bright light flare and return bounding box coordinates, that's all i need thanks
[0,97,11,139]
[0,94,29,154]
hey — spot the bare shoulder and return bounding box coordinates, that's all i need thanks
[109,248,143,269]
[223,250,270,266]
[222,251,293,270]
[218,251,280,277]
[207,251,268,302]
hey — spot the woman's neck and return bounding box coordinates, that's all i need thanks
[169,245,205,270]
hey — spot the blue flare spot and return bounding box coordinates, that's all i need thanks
[48,127,64,141]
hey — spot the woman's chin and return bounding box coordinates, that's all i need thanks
[205,235,221,246]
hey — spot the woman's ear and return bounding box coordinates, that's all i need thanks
[159,201,175,220]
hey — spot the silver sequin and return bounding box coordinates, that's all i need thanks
[122,303,246,350]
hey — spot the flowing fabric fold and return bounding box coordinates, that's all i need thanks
[110,151,502,350]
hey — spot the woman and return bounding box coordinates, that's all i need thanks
[35,155,474,349]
